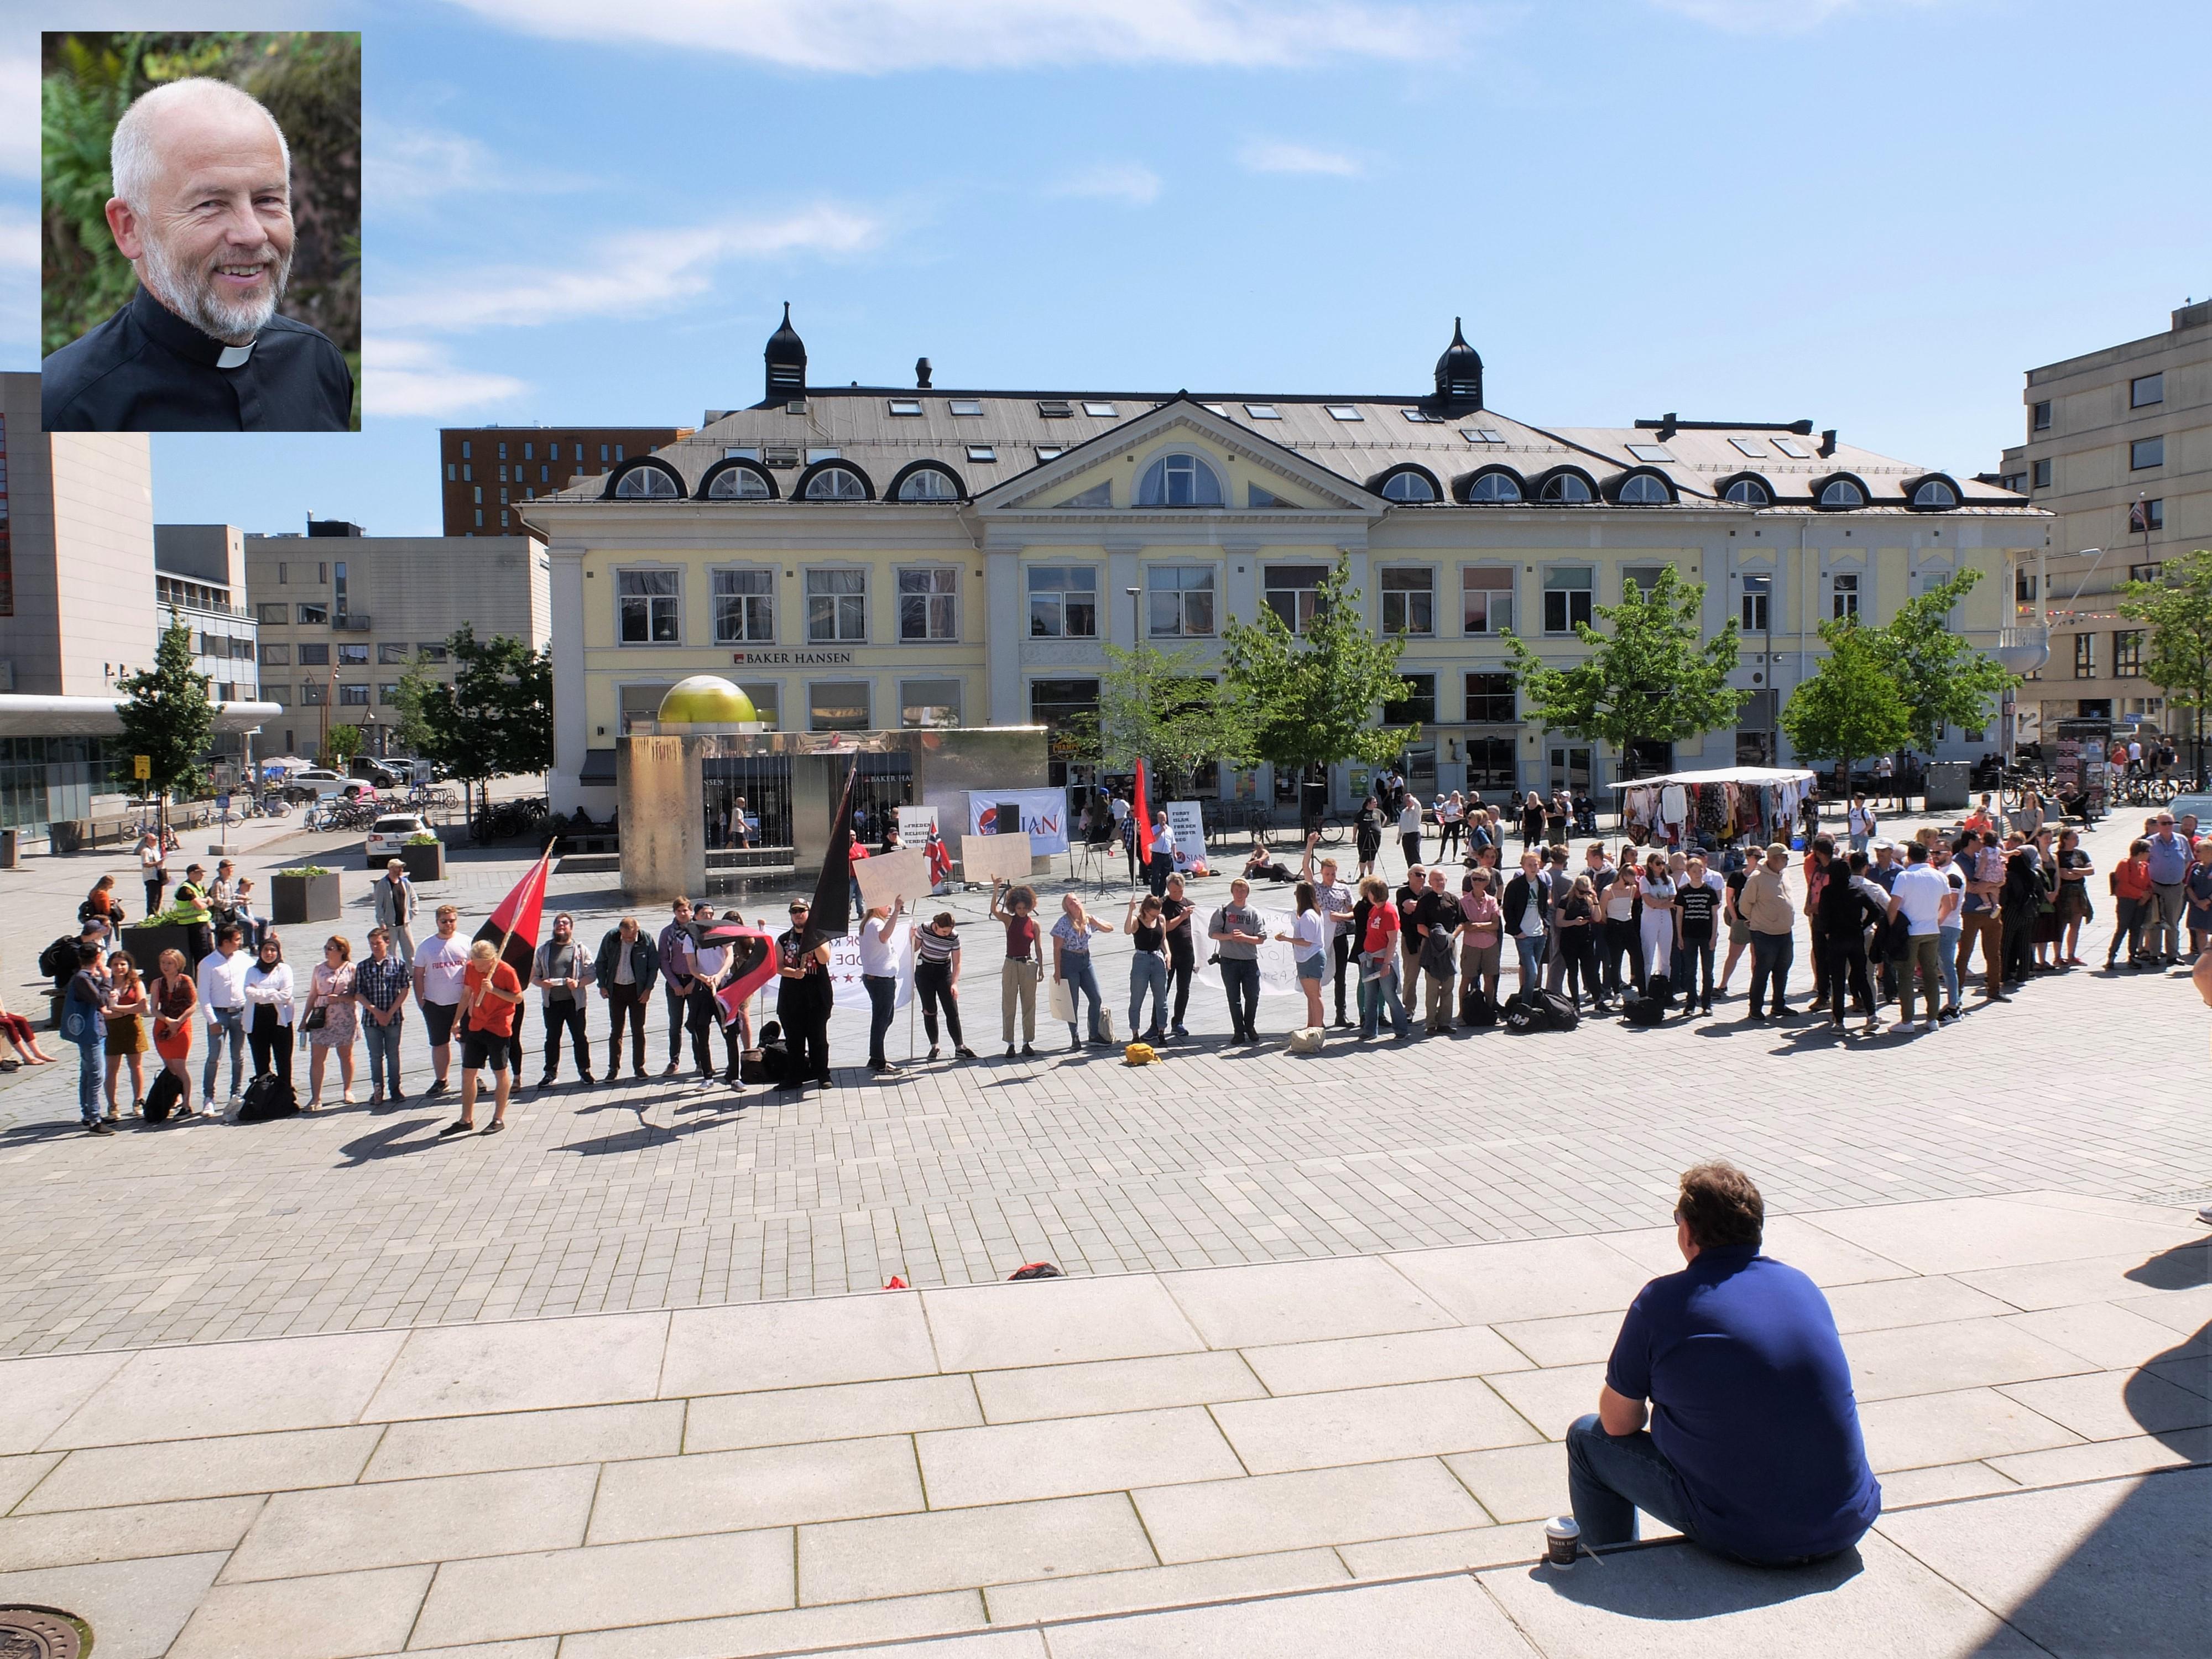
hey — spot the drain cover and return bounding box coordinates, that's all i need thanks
[0,1607,86,1658]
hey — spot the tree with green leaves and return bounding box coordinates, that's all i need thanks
[1088,641,1254,800]
[1219,556,1415,802]
[1860,568,2013,756]
[2118,548,2212,783]
[1501,565,1745,780]
[1780,618,1914,791]
[408,625,553,820]
[389,651,443,757]
[116,608,213,826]
[317,722,363,770]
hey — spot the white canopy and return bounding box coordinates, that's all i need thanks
[1608,766,1815,790]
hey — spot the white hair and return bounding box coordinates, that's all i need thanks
[110,77,290,211]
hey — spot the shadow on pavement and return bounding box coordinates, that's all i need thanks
[1526,1541,1865,1619]
[335,1115,446,1165]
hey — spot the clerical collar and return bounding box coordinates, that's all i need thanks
[129,285,258,369]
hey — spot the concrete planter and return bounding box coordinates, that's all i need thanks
[271,869,341,926]
[399,841,447,882]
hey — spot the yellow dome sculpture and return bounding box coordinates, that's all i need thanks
[656,676,758,727]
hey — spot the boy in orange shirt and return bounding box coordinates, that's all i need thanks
[446,939,523,1136]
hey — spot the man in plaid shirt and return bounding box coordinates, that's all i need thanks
[357,925,413,1103]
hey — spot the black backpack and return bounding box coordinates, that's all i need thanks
[1622,993,1669,1026]
[1535,989,1580,1031]
[1460,984,1498,1028]
[39,935,78,982]
[238,1073,298,1122]
[1008,1262,1063,1280]
[143,1069,184,1124]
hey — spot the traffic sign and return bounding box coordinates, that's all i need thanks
[132,754,152,780]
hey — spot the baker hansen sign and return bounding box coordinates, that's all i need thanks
[729,650,854,665]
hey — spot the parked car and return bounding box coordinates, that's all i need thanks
[2165,794,2212,829]
[281,768,346,804]
[350,758,406,790]
[364,813,434,867]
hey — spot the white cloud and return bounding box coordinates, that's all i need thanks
[442,0,1477,70]
[375,204,880,332]
[1050,162,1162,206]
[0,52,38,179]
[1237,139,1361,178]
[368,124,500,204]
[0,206,37,272]
[363,337,530,418]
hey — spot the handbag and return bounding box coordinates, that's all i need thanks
[300,1002,328,1033]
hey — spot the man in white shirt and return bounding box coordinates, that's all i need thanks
[410,904,471,1097]
[680,906,741,1083]
[1846,795,1876,854]
[1885,842,1958,1032]
[196,922,251,1105]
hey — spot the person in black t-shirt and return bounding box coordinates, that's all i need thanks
[1676,855,1722,1015]
[1159,873,1198,1039]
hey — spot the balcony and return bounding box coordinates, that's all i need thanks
[1996,625,2051,675]
[331,613,373,632]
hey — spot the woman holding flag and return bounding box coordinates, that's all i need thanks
[445,940,523,1136]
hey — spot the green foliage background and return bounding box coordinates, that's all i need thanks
[41,31,360,427]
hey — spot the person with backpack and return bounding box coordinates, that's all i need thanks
[81,874,124,942]
[1636,853,1678,994]
[149,948,199,1118]
[1458,867,1503,1015]
[1556,875,1601,1009]
[59,942,113,1134]
[1503,850,1551,996]
[1410,868,1459,1035]
[1846,795,1876,855]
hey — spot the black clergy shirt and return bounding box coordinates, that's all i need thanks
[42,286,353,432]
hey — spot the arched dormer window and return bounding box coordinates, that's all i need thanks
[798,461,873,501]
[607,458,684,500]
[1907,474,1960,510]
[1459,467,1524,504]
[891,462,966,502]
[1136,451,1224,507]
[1612,470,1674,505]
[1718,473,1772,507]
[1535,467,1595,504]
[1373,463,1442,503]
[1814,474,1869,510]
[700,458,774,500]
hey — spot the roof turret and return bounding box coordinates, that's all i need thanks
[764,302,806,400]
[1432,317,1483,415]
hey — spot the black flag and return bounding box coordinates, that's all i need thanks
[804,760,858,947]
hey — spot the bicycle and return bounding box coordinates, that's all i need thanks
[1308,815,1347,848]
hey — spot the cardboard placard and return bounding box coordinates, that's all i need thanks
[896,805,938,847]
[961,831,1035,886]
[853,847,933,910]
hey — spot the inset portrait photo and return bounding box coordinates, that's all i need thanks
[40,31,361,432]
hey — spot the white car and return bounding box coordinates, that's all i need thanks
[365,813,433,868]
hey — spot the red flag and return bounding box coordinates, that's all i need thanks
[1132,758,1154,860]
[473,846,552,983]
[706,923,780,1024]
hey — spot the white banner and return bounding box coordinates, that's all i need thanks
[967,789,1070,855]
[826,922,914,1011]
[1165,800,1209,872]
[896,805,938,847]
[1192,902,1303,998]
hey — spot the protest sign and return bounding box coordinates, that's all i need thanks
[960,831,1036,886]
[854,847,932,910]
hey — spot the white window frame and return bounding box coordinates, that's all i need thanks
[711,565,777,645]
[807,679,873,732]
[1378,565,1436,636]
[1462,565,1515,635]
[1027,565,1100,639]
[898,565,961,643]
[805,567,870,644]
[899,677,964,728]
[1542,566,1594,634]
[1146,564,1217,638]
[1739,571,1773,633]
[1262,562,1331,634]
[1830,569,1860,620]
[615,566,683,646]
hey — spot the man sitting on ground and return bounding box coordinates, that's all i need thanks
[1567,1161,1881,1566]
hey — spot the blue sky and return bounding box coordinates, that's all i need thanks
[3,0,2208,537]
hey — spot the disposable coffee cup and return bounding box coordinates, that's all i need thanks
[1544,1517,1580,1568]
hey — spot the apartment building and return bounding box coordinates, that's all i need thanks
[440,425,687,536]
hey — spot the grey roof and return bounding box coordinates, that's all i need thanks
[531,385,2031,513]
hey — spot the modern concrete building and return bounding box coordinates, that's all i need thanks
[244,520,551,760]
[440,425,688,536]
[523,312,2052,822]
[153,524,260,706]
[1994,298,2210,744]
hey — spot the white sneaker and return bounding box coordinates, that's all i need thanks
[1920,1020,1937,1033]
[228,1093,244,1108]
[2198,1204,2212,1227]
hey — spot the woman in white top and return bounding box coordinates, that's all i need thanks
[242,933,296,1089]
[1437,791,1465,858]
[1274,880,1331,1032]
[1397,797,1424,872]
[1636,853,1678,987]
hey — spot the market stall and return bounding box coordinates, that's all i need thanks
[1611,765,1816,849]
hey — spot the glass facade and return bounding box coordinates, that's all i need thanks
[0,737,125,834]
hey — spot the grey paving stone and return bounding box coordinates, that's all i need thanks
[969,1352,1263,1425]
[222,1463,597,1582]
[18,1425,380,1512]
[660,1293,937,1395]
[799,1494,1156,1605]
[1131,1457,1489,1562]
[556,1592,985,1659]
[361,1311,671,1421]
[0,1550,228,1659]
[924,1274,1207,1371]
[1040,1572,1538,1658]
[168,1563,432,1659]
[685,1375,981,1451]
[1211,1375,1540,1473]
[586,1436,924,1542]
[980,1547,1349,1626]
[0,1493,262,1571]
[363,1400,682,1481]
[917,1406,1243,1509]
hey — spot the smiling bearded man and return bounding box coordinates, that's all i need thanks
[42,77,353,432]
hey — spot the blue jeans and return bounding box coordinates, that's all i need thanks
[1748,931,1794,1015]
[1218,957,1260,1039]
[1513,933,1546,988]
[1128,952,1167,1036]
[1566,1413,1699,1550]
[362,1016,404,1093]
[1061,954,1104,1041]
[1937,926,1960,1008]
[74,1037,103,1123]
[202,1006,246,1099]
[1359,956,1411,1039]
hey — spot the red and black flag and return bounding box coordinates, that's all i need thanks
[2128,498,2152,535]
[474,845,552,983]
[1132,757,1156,863]
[705,922,781,1026]
[803,761,859,946]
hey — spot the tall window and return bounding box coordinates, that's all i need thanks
[806,570,868,643]
[1028,567,1098,638]
[1379,567,1433,635]
[1263,564,1328,633]
[297,643,330,666]
[2131,436,2164,470]
[617,569,681,644]
[2130,373,2163,408]
[257,603,286,625]
[300,681,326,705]
[808,681,871,731]
[259,643,290,666]
[712,568,775,644]
[1623,564,1667,597]
[2113,630,2144,678]
[2031,400,2052,431]
[1147,566,1215,637]
[296,603,328,625]
[338,683,370,706]
[2073,633,2096,679]
[1464,672,1515,723]
[1740,573,1771,632]
[337,643,369,666]
[2032,458,2053,488]
[1462,568,1513,634]
[900,679,963,727]
[1543,567,1593,633]
[378,642,410,664]
[1383,673,1436,727]
[1831,571,1860,620]
[898,567,959,641]
[1465,737,1517,790]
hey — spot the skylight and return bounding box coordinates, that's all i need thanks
[1037,400,1073,418]
[948,399,985,417]
[1460,427,1506,445]
[1035,446,1064,460]
[1245,404,1281,419]
[724,446,760,460]
[1626,444,1674,463]
[1772,437,1811,458]
[806,448,841,463]
[887,399,922,416]
[1729,437,1767,457]
[1401,409,1443,423]
[967,445,997,462]
[1324,405,1363,421]
[1081,401,1118,418]
[1202,403,1229,416]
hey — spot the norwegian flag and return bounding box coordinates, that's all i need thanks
[473,845,552,982]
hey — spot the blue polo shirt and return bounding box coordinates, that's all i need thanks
[1605,1245,1880,1563]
